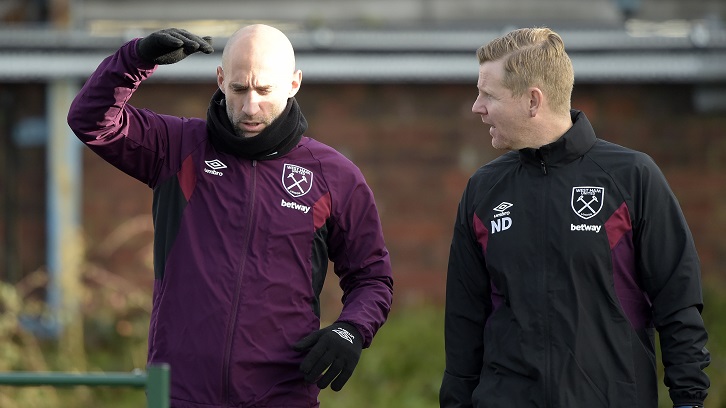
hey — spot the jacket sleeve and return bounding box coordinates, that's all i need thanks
[439,183,490,407]
[633,155,710,405]
[67,39,191,187]
[326,165,393,348]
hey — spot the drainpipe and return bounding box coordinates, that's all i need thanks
[1,89,20,283]
[47,78,84,337]
[20,79,84,347]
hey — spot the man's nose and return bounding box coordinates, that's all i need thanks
[242,92,261,116]
[472,98,486,115]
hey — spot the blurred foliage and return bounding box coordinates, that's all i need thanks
[0,265,723,407]
[319,303,445,407]
[0,263,151,408]
[699,277,726,408]
[326,278,726,407]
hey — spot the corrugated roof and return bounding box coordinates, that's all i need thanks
[0,24,724,83]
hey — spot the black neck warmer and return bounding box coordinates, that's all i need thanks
[206,89,308,160]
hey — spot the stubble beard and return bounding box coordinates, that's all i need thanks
[227,107,269,138]
[227,104,285,139]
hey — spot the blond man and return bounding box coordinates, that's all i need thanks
[440,27,709,408]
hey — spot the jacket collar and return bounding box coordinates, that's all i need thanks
[518,110,597,168]
[206,89,307,160]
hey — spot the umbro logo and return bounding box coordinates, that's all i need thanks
[204,159,227,176]
[493,202,513,213]
[332,328,355,344]
[491,201,513,234]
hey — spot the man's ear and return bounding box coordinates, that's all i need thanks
[289,69,302,98]
[528,87,544,117]
[216,66,225,92]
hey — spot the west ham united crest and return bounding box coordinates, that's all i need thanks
[571,186,604,220]
[282,164,313,197]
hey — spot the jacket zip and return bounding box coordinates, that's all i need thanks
[538,152,553,407]
[544,186,553,407]
[222,160,258,406]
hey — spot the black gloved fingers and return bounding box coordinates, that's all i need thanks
[201,37,214,53]
[330,364,355,392]
[140,29,186,57]
[151,31,185,49]
[165,30,198,51]
[137,28,213,64]
[295,322,363,391]
[153,29,208,56]
[293,329,323,352]
[298,336,329,375]
[303,348,336,383]
[166,29,214,54]
[316,358,346,390]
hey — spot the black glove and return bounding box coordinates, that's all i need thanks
[293,322,363,391]
[136,28,213,65]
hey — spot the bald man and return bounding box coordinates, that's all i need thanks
[217,25,301,138]
[68,25,394,408]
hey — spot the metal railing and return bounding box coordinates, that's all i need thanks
[0,364,170,408]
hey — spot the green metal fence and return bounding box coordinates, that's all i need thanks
[0,364,170,408]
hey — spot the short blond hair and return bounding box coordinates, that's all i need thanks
[477,27,574,115]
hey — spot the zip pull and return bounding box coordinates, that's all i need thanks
[540,160,548,175]
[252,160,257,167]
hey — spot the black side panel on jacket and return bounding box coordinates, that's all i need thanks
[310,221,330,317]
[152,174,189,280]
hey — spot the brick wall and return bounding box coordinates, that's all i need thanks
[3,82,724,311]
